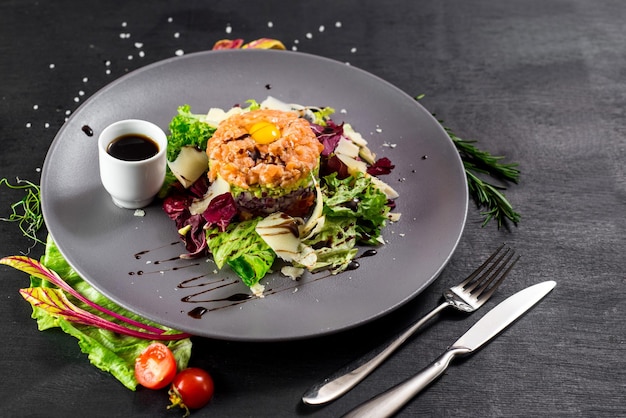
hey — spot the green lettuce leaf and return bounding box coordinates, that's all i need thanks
[302,216,358,272]
[322,172,390,245]
[29,236,192,390]
[207,218,275,287]
[311,106,336,126]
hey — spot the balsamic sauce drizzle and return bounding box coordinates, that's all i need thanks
[81,124,94,137]
[134,241,180,259]
[186,248,380,318]
[130,243,379,319]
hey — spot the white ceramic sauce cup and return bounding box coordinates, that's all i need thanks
[98,119,167,209]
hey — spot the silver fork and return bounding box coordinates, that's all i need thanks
[302,244,519,405]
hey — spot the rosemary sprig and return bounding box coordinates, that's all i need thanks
[415,95,520,227]
[444,125,521,228]
[0,177,45,247]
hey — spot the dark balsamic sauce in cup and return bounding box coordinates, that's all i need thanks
[107,134,159,161]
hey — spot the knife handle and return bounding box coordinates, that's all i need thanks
[302,301,451,405]
[341,347,468,418]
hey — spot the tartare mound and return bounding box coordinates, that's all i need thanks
[207,109,324,191]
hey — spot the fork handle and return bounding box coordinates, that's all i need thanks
[341,347,468,418]
[302,301,451,405]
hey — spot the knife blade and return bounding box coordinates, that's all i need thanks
[341,280,557,418]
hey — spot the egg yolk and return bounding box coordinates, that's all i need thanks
[249,121,281,144]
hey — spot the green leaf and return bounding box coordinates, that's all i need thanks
[321,172,390,244]
[167,104,216,161]
[2,237,193,391]
[207,219,275,287]
[302,217,358,272]
[0,177,45,246]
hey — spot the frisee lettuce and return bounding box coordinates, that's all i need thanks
[301,216,358,272]
[321,172,390,245]
[167,104,216,161]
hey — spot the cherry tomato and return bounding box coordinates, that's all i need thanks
[168,368,214,416]
[134,342,177,390]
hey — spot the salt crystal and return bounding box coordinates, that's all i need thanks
[33,104,38,110]
[44,123,50,128]
[291,46,298,51]
[226,24,232,34]
[174,32,180,38]
[128,55,133,60]
[351,47,357,53]
[267,21,273,28]
[139,51,145,58]
[26,122,31,128]
[74,97,80,102]
[175,49,184,56]
[49,63,55,69]
[65,110,71,115]
[78,90,85,96]
[82,77,88,82]
[319,25,325,32]
[306,32,313,39]
[121,21,127,27]
[167,17,173,23]
[335,21,342,28]
[105,60,111,66]
[134,42,143,48]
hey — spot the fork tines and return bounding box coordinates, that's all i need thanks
[461,244,520,303]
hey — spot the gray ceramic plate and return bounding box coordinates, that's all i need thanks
[41,50,467,341]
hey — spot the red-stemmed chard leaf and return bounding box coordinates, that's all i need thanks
[19,287,185,340]
[1,256,191,340]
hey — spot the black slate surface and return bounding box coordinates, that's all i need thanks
[1,1,624,417]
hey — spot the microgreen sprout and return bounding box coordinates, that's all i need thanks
[0,177,45,247]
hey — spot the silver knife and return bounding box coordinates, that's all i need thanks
[341,280,557,418]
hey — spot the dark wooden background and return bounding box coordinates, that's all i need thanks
[1,1,624,416]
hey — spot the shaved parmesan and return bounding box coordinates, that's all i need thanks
[336,153,368,176]
[369,175,399,199]
[205,106,245,128]
[167,146,209,188]
[335,137,360,158]
[189,176,231,215]
[256,212,317,269]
